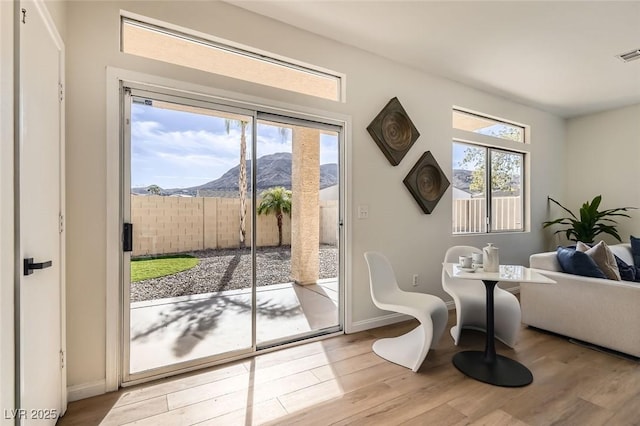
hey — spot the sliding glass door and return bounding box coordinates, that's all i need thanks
[255,117,341,347]
[122,89,256,381]
[121,86,343,383]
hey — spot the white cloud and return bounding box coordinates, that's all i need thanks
[131,119,339,188]
[132,120,245,188]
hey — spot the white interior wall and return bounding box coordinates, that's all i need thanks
[0,3,15,422]
[64,1,566,391]
[565,104,640,244]
[44,0,66,41]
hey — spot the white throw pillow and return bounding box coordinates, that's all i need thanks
[576,241,621,281]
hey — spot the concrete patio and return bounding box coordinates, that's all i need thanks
[129,280,339,374]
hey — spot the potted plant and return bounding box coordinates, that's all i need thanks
[543,195,636,244]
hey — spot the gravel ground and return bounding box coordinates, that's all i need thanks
[130,245,338,302]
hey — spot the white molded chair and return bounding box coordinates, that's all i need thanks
[442,245,521,348]
[364,252,448,372]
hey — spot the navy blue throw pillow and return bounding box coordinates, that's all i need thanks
[615,255,637,282]
[556,247,607,279]
[631,235,640,267]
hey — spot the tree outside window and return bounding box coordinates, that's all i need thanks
[452,142,524,234]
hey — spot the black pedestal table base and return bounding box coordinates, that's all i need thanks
[452,351,533,387]
[452,279,533,387]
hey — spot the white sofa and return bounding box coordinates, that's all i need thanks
[521,243,640,357]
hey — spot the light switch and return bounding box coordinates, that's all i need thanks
[358,205,369,219]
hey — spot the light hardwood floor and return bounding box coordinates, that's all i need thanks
[58,312,640,425]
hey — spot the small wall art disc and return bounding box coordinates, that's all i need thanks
[367,97,420,166]
[403,151,450,214]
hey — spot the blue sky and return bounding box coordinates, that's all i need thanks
[452,143,466,169]
[452,142,483,170]
[453,123,518,170]
[131,102,339,188]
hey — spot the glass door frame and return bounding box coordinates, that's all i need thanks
[121,87,258,384]
[120,82,345,385]
[254,112,344,350]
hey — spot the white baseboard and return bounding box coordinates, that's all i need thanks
[347,302,456,334]
[67,379,106,402]
[348,313,411,333]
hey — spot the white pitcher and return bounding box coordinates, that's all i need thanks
[483,243,500,272]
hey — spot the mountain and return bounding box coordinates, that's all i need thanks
[452,168,521,196]
[195,152,338,192]
[133,152,338,196]
[452,169,474,192]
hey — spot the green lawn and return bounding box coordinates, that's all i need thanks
[131,254,199,282]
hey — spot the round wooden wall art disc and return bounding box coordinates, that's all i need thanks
[367,97,420,166]
[381,111,412,152]
[417,164,442,201]
[403,151,450,214]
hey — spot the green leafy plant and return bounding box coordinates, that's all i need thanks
[543,195,636,244]
[257,186,292,247]
[146,184,162,195]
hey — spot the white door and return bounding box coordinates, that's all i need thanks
[18,0,65,423]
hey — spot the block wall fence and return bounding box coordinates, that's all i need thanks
[131,195,338,256]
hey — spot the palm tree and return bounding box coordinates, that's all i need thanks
[225,119,249,248]
[257,187,292,247]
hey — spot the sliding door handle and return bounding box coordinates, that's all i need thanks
[23,258,53,276]
[123,223,133,252]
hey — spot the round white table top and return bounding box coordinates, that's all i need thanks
[443,263,556,284]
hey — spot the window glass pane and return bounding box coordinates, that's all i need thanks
[453,110,524,143]
[452,142,487,234]
[490,150,523,232]
[122,18,342,101]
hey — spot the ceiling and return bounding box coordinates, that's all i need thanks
[230,1,640,118]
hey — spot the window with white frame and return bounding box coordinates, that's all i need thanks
[452,109,526,234]
[121,15,344,102]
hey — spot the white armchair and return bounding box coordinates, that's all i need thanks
[442,246,521,347]
[364,251,448,372]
